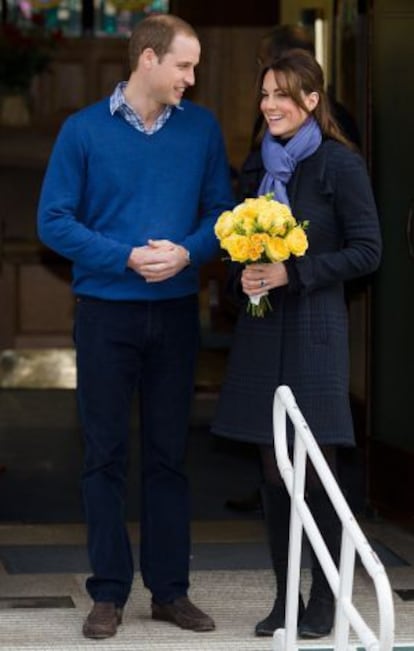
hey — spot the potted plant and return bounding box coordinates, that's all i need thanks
[0,17,63,126]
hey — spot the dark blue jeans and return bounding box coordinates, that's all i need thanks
[74,294,200,607]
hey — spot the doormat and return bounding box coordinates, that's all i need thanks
[394,588,414,601]
[0,595,75,608]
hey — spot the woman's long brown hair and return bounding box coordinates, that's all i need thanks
[256,49,353,149]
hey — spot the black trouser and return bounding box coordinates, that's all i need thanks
[74,295,200,606]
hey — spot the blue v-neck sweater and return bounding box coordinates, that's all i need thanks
[37,98,234,301]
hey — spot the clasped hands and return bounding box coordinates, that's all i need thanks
[127,239,189,283]
[241,262,288,297]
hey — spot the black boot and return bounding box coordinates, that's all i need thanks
[255,484,304,637]
[225,488,262,513]
[299,492,341,639]
[256,593,306,637]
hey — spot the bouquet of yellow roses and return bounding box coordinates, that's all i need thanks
[214,193,309,317]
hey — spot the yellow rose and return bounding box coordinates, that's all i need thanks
[284,213,297,229]
[248,233,270,261]
[277,201,292,216]
[266,202,294,236]
[256,210,274,232]
[251,196,271,212]
[221,233,251,262]
[235,200,258,219]
[264,236,290,262]
[214,211,235,240]
[285,227,309,256]
[233,207,257,235]
[216,196,309,268]
[269,214,288,237]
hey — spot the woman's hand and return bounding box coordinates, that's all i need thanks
[241,262,288,296]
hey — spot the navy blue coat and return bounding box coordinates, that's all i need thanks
[212,139,382,446]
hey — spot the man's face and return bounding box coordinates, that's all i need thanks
[149,33,201,106]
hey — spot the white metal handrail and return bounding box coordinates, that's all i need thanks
[271,385,395,651]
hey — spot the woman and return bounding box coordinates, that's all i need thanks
[212,50,381,639]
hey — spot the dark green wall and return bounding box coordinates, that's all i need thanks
[371,0,414,452]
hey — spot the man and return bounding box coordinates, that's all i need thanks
[38,13,233,639]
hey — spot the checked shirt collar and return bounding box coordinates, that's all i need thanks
[110,81,182,135]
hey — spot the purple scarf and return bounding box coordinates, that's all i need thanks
[258,117,322,207]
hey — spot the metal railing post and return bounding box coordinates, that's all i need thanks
[271,385,395,651]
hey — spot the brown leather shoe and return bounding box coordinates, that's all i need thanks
[82,602,123,639]
[151,596,215,632]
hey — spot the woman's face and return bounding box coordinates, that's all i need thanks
[260,69,318,139]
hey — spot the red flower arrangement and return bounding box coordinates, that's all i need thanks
[0,16,63,93]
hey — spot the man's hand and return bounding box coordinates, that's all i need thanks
[127,239,190,282]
